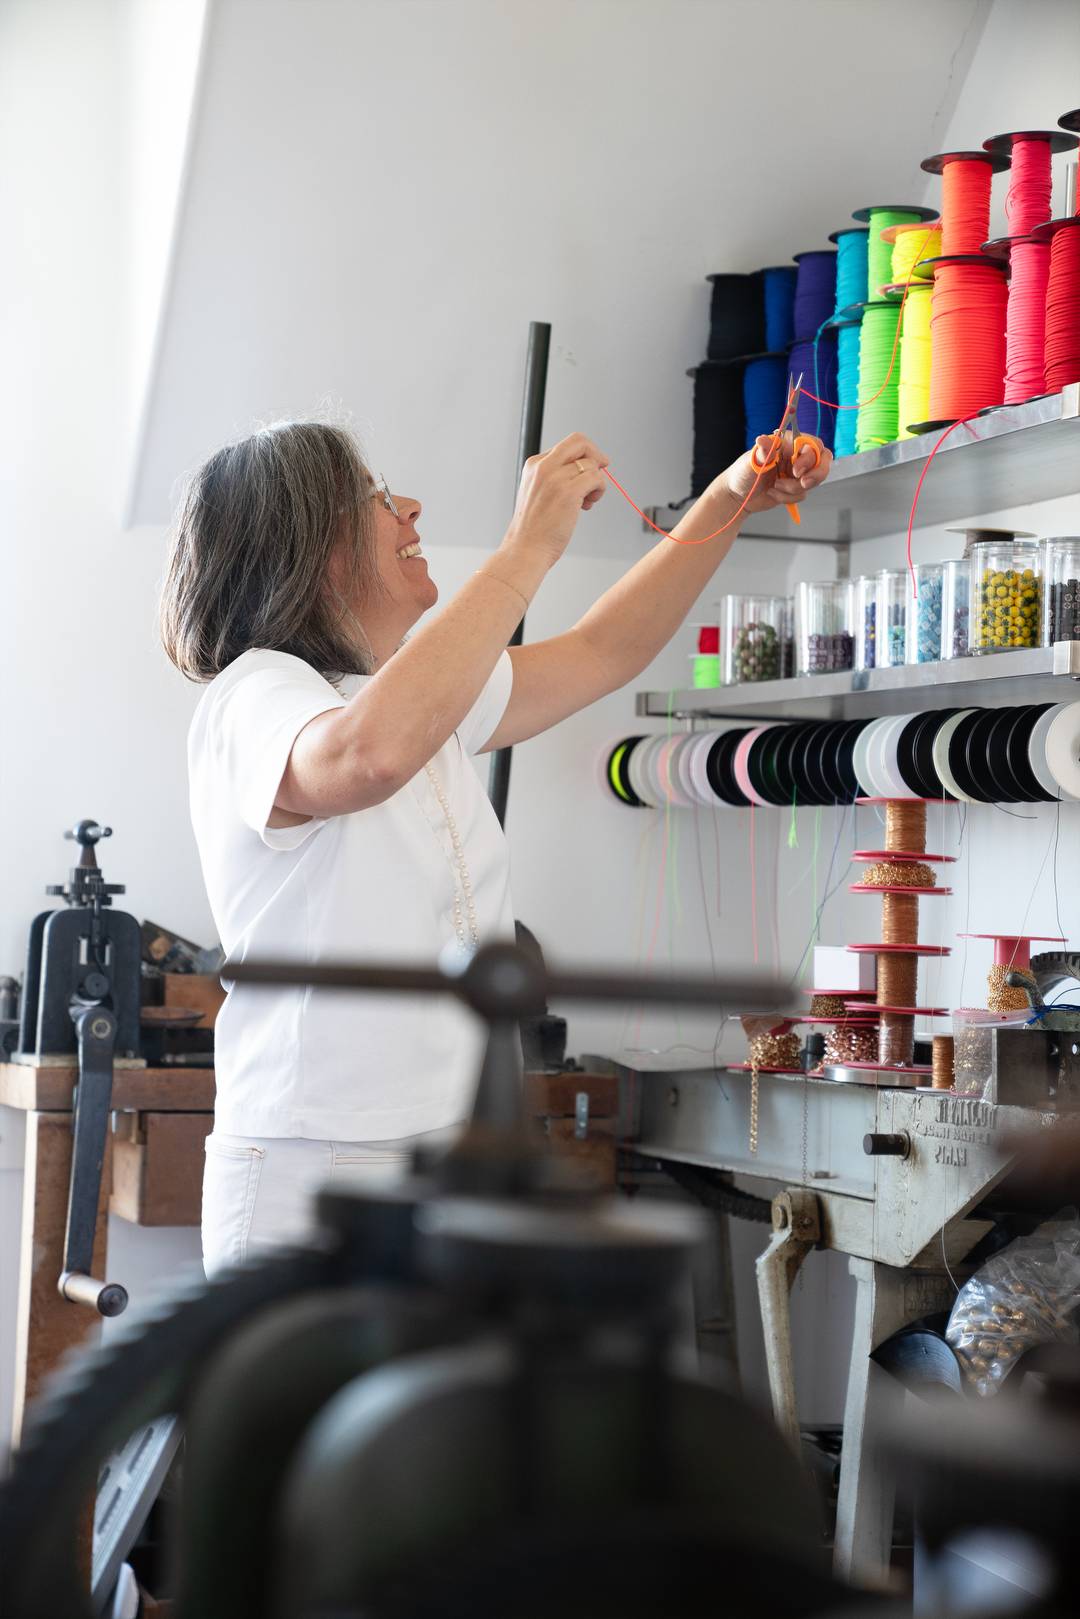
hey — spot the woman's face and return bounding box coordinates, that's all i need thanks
[332,481,438,663]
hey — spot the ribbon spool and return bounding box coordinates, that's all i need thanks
[1031,216,1080,392]
[959,932,1066,1011]
[921,150,1007,255]
[852,204,936,298]
[924,255,1008,422]
[983,129,1078,236]
[981,233,1053,404]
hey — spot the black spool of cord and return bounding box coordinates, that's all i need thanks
[706,272,766,362]
[691,362,747,497]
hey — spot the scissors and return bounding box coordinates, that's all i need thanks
[749,372,821,526]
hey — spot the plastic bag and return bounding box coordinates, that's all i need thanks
[946,1210,1080,1396]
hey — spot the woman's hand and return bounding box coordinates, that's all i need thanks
[718,434,833,516]
[504,432,609,566]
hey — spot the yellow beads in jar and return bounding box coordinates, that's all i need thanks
[976,566,1040,651]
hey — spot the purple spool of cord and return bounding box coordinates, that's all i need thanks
[793,251,837,342]
[788,335,838,453]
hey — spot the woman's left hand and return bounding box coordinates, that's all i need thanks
[719,434,832,516]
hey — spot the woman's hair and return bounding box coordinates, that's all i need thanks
[160,420,380,682]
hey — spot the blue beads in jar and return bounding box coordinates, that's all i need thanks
[908,561,944,664]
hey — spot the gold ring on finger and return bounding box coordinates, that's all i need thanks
[576,458,587,474]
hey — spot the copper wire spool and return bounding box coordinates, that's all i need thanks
[932,1034,955,1090]
[884,800,927,854]
[861,860,935,888]
[987,964,1036,1013]
[879,1011,915,1067]
[881,891,920,945]
[878,952,918,1009]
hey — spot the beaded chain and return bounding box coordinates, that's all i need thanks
[423,762,480,951]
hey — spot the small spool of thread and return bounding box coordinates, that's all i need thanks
[882,891,920,945]
[879,1011,915,1067]
[987,964,1036,1012]
[897,283,933,438]
[884,800,927,854]
[932,1034,955,1090]
[748,1031,802,1070]
[862,860,935,888]
[878,952,918,1009]
[697,625,719,654]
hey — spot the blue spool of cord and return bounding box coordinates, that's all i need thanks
[832,228,869,316]
[760,266,797,352]
[793,251,837,341]
[834,322,861,457]
[743,355,789,451]
[789,335,838,454]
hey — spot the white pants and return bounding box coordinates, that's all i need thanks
[201,1126,460,1278]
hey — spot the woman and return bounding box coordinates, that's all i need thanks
[161,420,830,1274]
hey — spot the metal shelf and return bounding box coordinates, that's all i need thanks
[636,642,1080,722]
[645,384,1080,545]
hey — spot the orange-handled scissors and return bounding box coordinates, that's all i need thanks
[749,372,821,526]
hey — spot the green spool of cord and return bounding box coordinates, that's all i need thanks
[856,302,903,449]
[693,654,721,688]
[865,207,927,295]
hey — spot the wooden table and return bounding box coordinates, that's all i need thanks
[0,1062,215,1445]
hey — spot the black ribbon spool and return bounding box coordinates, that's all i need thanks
[833,718,873,802]
[814,720,854,804]
[770,722,817,804]
[910,708,960,801]
[706,272,766,363]
[798,723,839,807]
[963,709,1019,803]
[749,724,801,806]
[895,713,936,798]
[1006,703,1058,803]
[946,708,989,801]
[706,728,753,807]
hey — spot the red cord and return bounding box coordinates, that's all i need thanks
[601,452,775,546]
[1005,139,1053,236]
[1045,226,1080,390]
[905,412,982,591]
[941,159,993,254]
[929,260,1007,419]
[1004,239,1051,403]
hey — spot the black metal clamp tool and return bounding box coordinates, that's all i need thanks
[18,821,141,1316]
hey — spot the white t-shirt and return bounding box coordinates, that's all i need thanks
[188,647,515,1140]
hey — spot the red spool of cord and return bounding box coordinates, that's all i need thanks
[1041,221,1080,391]
[697,625,719,654]
[1005,139,1054,235]
[1004,237,1051,403]
[928,257,1008,419]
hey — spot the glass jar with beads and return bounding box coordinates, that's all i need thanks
[906,561,944,664]
[971,537,1042,654]
[1041,538,1080,648]
[781,596,795,679]
[854,575,878,672]
[876,569,908,668]
[795,580,854,676]
[941,557,971,659]
[720,594,786,685]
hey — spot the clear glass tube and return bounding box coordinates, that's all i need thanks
[719,594,786,685]
[971,537,1042,653]
[795,580,854,676]
[854,575,877,671]
[940,558,971,659]
[877,569,908,668]
[1041,537,1080,647]
[907,561,944,664]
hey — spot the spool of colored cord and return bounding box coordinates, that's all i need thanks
[890,223,941,286]
[697,626,719,654]
[928,260,1008,420]
[860,209,928,298]
[1005,138,1053,235]
[691,362,746,496]
[897,284,933,437]
[761,266,797,351]
[834,322,861,456]
[1004,237,1051,403]
[706,273,764,361]
[793,251,837,340]
[856,303,902,448]
[790,335,837,451]
[832,229,868,313]
[939,159,994,255]
[743,355,789,450]
[1042,223,1080,391]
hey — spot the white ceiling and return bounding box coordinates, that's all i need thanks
[128,0,992,551]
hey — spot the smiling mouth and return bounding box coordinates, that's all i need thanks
[397,542,423,560]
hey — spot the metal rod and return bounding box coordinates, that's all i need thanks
[487,320,551,827]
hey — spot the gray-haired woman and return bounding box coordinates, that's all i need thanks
[161,420,830,1275]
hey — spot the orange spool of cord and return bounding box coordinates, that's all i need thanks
[928,256,1008,421]
[921,149,1006,255]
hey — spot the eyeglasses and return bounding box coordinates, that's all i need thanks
[371,475,399,519]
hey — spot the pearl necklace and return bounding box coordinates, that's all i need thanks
[423,762,480,951]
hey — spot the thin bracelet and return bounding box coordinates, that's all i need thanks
[477,570,530,613]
